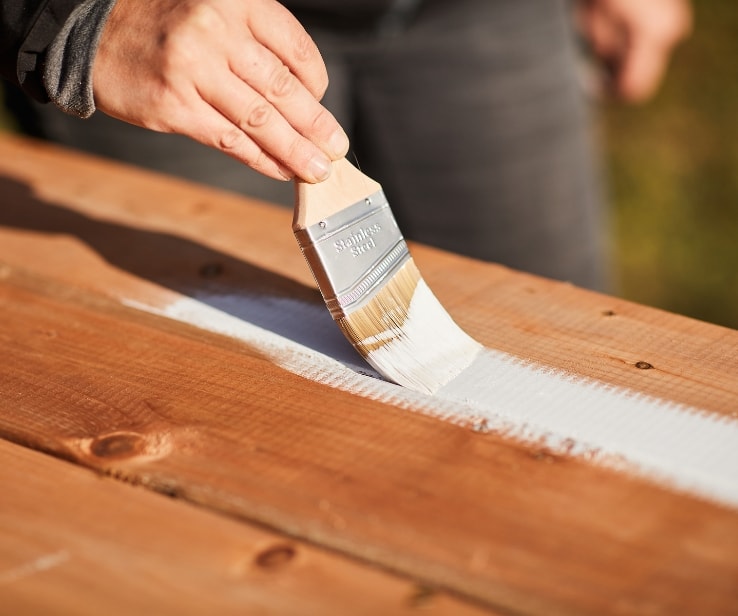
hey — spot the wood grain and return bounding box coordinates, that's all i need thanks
[0,135,735,416]
[1,135,738,614]
[1,260,737,615]
[0,438,488,616]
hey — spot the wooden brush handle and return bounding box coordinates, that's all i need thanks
[293,158,382,231]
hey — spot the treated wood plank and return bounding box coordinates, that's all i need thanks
[0,134,735,416]
[1,135,738,614]
[0,438,487,616]
[1,265,737,615]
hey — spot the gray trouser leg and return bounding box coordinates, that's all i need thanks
[311,0,608,289]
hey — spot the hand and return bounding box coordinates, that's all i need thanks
[577,0,692,102]
[92,0,349,182]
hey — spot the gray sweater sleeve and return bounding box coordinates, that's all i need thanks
[43,0,117,118]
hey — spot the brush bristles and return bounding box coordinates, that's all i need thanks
[338,260,483,394]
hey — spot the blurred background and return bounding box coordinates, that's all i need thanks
[601,0,737,329]
[1,1,735,329]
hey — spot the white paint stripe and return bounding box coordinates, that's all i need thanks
[122,294,738,509]
[438,352,738,505]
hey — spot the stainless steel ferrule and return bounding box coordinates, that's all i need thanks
[294,190,410,320]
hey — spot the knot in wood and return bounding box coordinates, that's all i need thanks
[90,432,146,459]
[635,361,654,370]
[254,544,297,570]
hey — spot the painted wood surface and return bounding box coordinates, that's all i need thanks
[1,135,737,614]
[0,439,487,616]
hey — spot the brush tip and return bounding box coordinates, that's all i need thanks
[339,260,482,394]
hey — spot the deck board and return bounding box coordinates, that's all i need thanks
[1,260,737,614]
[0,439,488,616]
[0,135,736,415]
[1,135,737,614]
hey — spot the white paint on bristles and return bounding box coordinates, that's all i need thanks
[123,288,738,510]
[359,280,483,394]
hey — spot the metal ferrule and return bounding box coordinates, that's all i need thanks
[295,190,410,320]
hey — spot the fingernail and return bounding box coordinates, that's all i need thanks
[277,164,294,181]
[328,128,349,158]
[309,155,331,182]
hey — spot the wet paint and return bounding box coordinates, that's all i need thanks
[122,293,738,509]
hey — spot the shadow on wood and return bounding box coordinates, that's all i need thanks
[0,175,365,370]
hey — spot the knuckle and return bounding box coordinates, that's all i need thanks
[243,102,273,128]
[308,106,332,135]
[284,135,311,169]
[293,31,317,63]
[268,65,297,99]
[288,31,328,99]
[251,149,272,173]
[185,2,222,32]
[157,4,224,69]
[157,31,196,75]
[217,126,245,152]
[244,102,272,129]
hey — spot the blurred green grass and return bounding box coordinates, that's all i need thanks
[602,1,738,329]
[1,2,735,329]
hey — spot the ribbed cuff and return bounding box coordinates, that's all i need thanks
[43,0,117,118]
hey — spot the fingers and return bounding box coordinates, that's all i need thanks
[92,0,349,182]
[617,35,672,102]
[579,0,692,103]
[244,0,330,100]
[163,50,347,183]
[163,0,348,181]
[616,1,692,102]
[223,39,349,174]
[199,71,341,182]
[183,98,294,181]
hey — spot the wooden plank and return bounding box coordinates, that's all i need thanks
[1,135,737,614]
[0,134,735,416]
[0,438,487,616]
[1,262,737,615]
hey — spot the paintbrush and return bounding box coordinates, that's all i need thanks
[294,158,482,394]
